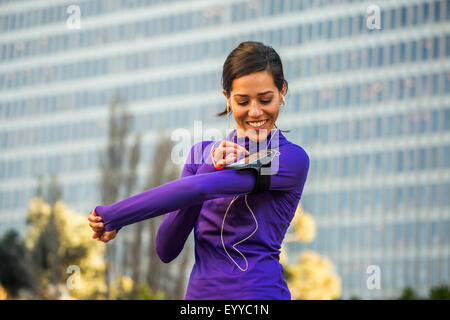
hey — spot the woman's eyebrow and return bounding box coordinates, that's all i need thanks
[234,90,274,97]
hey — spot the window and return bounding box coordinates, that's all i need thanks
[433,1,441,22]
[400,6,408,27]
[432,36,440,58]
[396,150,404,172]
[390,8,397,29]
[418,221,427,247]
[430,146,439,169]
[423,2,430,23]
[384,151,393,174]
[444,145,450,169]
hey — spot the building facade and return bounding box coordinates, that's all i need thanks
[0,0,448,299]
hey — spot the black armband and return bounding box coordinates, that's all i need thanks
[223,149,278,194]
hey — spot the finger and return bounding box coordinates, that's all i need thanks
[89,221,104,229]
[222,141,249,155]
[99,234,107,242]
[216,154,237,167]
[88,214,103,223]
[214,147,246,163]
[219,140,248,155]
[93,230,104,239]
[99,231,114,243]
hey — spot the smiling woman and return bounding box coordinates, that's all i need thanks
[88,41,309,300]
[217,41,289,142]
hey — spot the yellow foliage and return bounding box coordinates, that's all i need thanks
[25,197,52,250]
[109,276,134,300]
[291,202,316,243]
[26,197,107,299]
[0,284,7,300]
[287,250,341,300]
[279,243,288,266]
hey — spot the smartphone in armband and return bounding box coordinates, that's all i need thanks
[223,149,280,193]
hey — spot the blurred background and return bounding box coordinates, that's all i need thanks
[0,0,449,300]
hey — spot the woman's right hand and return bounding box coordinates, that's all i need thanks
[88,210,117,243]
[88,209,105,239]
[212,140,249,170]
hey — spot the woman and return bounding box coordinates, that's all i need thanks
[88,41,310,300]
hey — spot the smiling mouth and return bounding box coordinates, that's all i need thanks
[246,119,268,128]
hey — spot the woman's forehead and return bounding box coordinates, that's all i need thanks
[231,72,277,97]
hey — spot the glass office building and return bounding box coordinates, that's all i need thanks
[0,0,448,299]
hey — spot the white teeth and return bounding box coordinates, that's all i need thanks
[248,120,267,127]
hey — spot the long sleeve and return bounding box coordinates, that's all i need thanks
[155,143,204,263]
[94,142,309,232]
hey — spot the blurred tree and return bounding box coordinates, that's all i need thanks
[0,284,7,300]
[282,202,341,300]
[98,93,133,298]
[109,275,165,300]
[398,286,421,300]
[143,132,191,299]
[287,250,342,300]
[26,197,106,299]
[286,202,316,243]
[429,284,450,300]
[97,93,191,300]
[0,230,32,297]
[144,133,172,293]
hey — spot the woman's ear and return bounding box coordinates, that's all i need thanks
[223,89,232,113]
[280,83,287,104]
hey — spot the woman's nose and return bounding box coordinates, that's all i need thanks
[248,101,263,117]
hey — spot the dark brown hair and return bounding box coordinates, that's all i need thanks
[216,41,290,133]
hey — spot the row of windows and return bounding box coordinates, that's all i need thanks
[293,73,449,113]
[309,144,450,180]
[2,30,448,91]
[0,181,98,211]
[310,219,449,254]
[0,52,447,122]
[285,36,449,81]
[298,107,450,146]
[0,96,448,154]
[304,182,450,217]
[0,102,219,152]
[0,0,183,33]
[3,0,448,36]
[1,125,448,179]
[0,69,219,120]
[0,133,159,180]
[333,256,449,290]
[1,0,446,62]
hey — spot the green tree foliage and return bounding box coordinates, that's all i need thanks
[0,230,32,297]
[429,284,450,300]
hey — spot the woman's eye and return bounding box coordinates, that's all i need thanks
[237,100,272,106]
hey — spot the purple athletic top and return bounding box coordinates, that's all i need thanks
[94,129,309,300]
